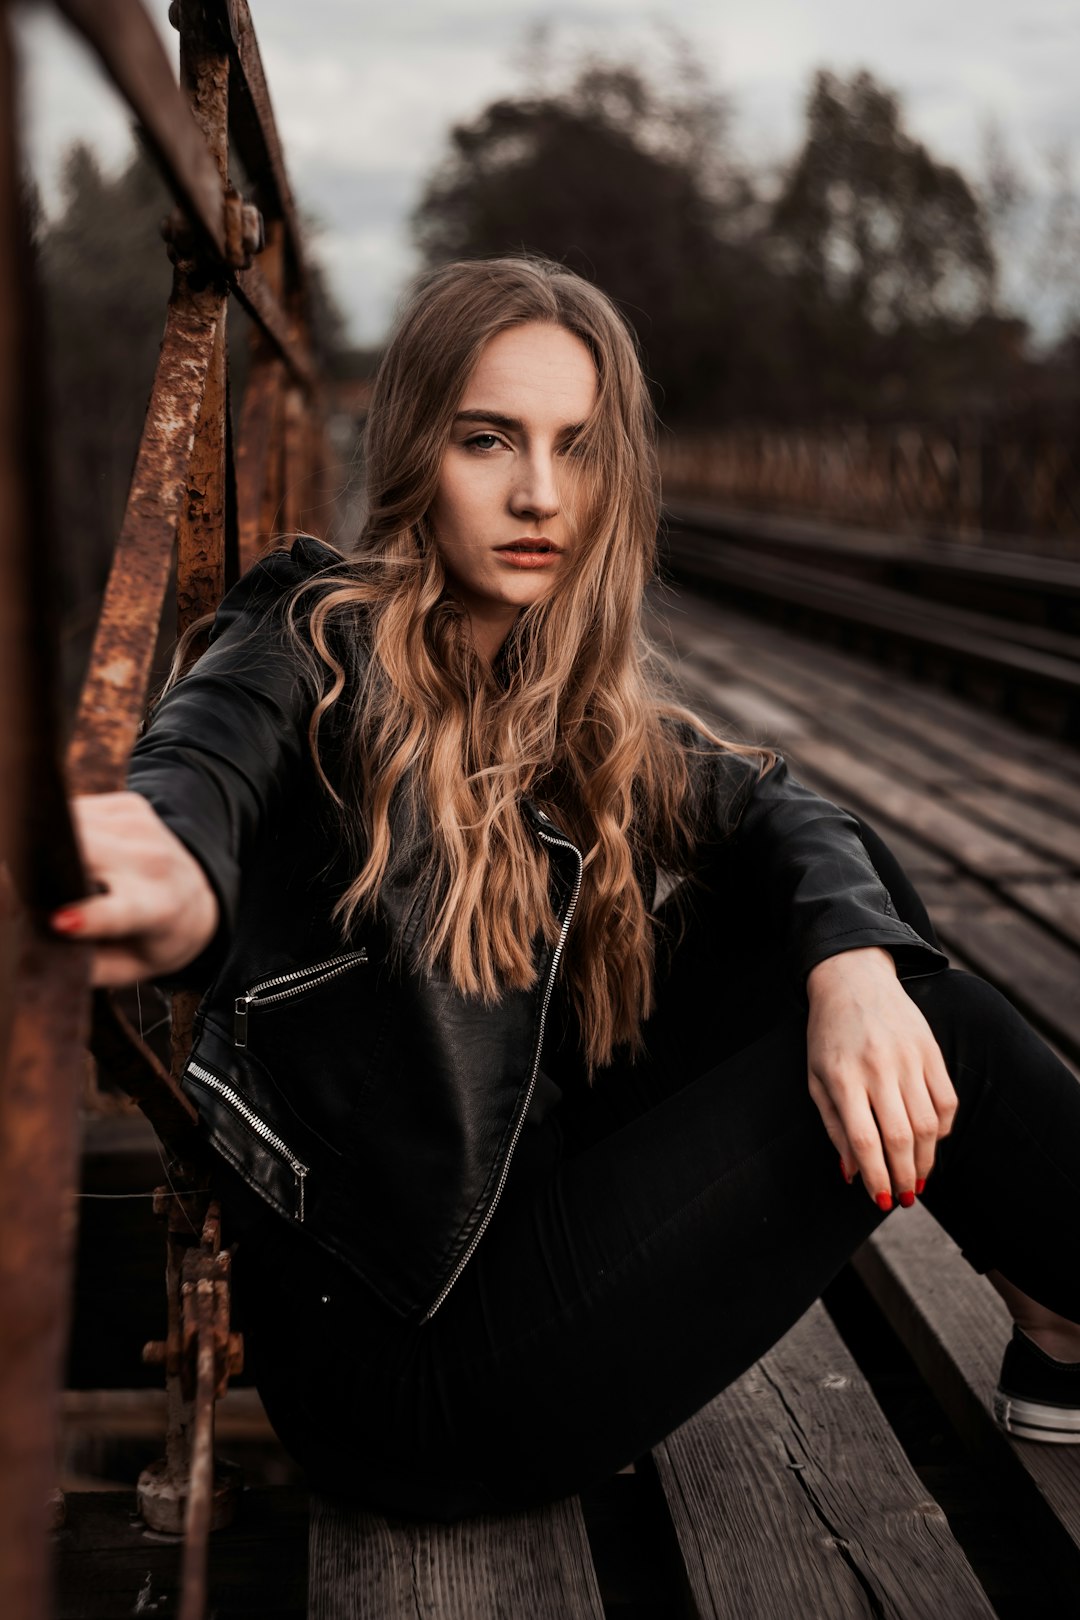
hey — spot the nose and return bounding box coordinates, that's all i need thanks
[509,449,559,523]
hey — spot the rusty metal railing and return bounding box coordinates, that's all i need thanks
[0,3,340,1615]
[661,417,1080,544]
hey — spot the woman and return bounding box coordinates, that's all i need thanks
[54,257,1080,1519]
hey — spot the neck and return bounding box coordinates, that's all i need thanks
[463,603,520,666]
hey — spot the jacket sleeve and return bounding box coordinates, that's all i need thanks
[125,535,344,989]
[714,749,950,990]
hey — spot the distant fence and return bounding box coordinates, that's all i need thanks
[661,416,1080,546]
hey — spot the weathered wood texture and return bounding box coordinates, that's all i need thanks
[651,1301,995,1620]
[649,586,1080,1063]
[853,1208,1080,1572]
[308,1490,604,1619]
[53,1486,309,1619]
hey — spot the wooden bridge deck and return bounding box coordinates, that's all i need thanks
[55,584,1080,1618]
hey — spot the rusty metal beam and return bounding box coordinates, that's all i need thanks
[176,4,230,632]
[0,16,97,1614]
[0,932,93,1620]
[283,382,307,537]
[0,5,339,1612]
[222,0,309,295]
[55,0,232,264]
[232,260,316,389]
[67,288,220,795]
[236,348,286,569]
[0,16,87,916]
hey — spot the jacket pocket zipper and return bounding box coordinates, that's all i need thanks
[233,948,368,1048]
[185,1060,311,1221]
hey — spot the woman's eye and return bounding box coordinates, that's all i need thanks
[465,433,502,452]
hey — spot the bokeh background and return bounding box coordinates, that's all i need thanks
[12,0,1080,709]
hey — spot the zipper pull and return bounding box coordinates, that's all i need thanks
[292,1162,308,1222]
[234,995,252,1048]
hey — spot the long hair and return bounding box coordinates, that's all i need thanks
[169,256,777,1071]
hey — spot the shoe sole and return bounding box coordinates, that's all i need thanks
[994,1389,1080,1443]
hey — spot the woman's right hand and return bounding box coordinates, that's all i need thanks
[49,791,219,988]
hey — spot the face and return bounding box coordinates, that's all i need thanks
[428,321,598,661]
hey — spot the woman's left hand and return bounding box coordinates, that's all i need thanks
[805,946,958,1208]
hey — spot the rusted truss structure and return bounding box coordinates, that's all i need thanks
[0,3,339,1616]
[663,418,1080,546]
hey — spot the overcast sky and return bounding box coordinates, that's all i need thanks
[12,0,1079,343]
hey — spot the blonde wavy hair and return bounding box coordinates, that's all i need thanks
[169,256,776,1071]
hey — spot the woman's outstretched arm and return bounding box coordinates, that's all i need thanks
[50,536,344,989]
[50,791,221,987]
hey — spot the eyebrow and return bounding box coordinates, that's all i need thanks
[453,410,586,436]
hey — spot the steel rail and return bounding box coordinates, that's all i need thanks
[665,522,1080,742]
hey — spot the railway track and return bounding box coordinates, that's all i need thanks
[662,501,1080,742]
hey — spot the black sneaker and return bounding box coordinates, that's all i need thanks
[993,1324,1080,1443]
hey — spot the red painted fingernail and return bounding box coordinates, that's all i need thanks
[899,1190,916,1208]
[914,1177,927,1195]
[876,1192,893,1212]
[51,910,84,932]
[839,1156,851,1183]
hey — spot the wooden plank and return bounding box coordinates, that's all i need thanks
[670,619,1080,870]
[671,661,955,878]
[687,676,810,745]
[53,1487,309,1619]
[853,1209,1080,1571]
[1005,878,1080,952]
[787,739,1060,881]
[657,589,1080,801]
[308,1492,604,1620]
[654,588,1080,794]
[676,660,952,881]
[650,1301,995,1619]
[657,587,1080,1060]
[947,785,1080,868]
[905,874,996,917]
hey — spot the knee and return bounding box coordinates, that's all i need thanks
[902,966,1031,1088]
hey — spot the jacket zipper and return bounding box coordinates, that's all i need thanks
[233,948,368,1047]
[420,826,584,1323]
[186,1060,310,1221]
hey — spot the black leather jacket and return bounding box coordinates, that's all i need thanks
[126,535,949,1325]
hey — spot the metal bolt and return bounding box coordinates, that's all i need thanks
[240,202,265,260]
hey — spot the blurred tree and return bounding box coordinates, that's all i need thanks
[414,53,1030,424]
[34,137,347,712]
[978,120,1080,350]
[771,69,996,331]
[38,140,173,627]
[411,54,791,422]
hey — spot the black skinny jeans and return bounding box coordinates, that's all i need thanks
[231,816,1080,1522]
